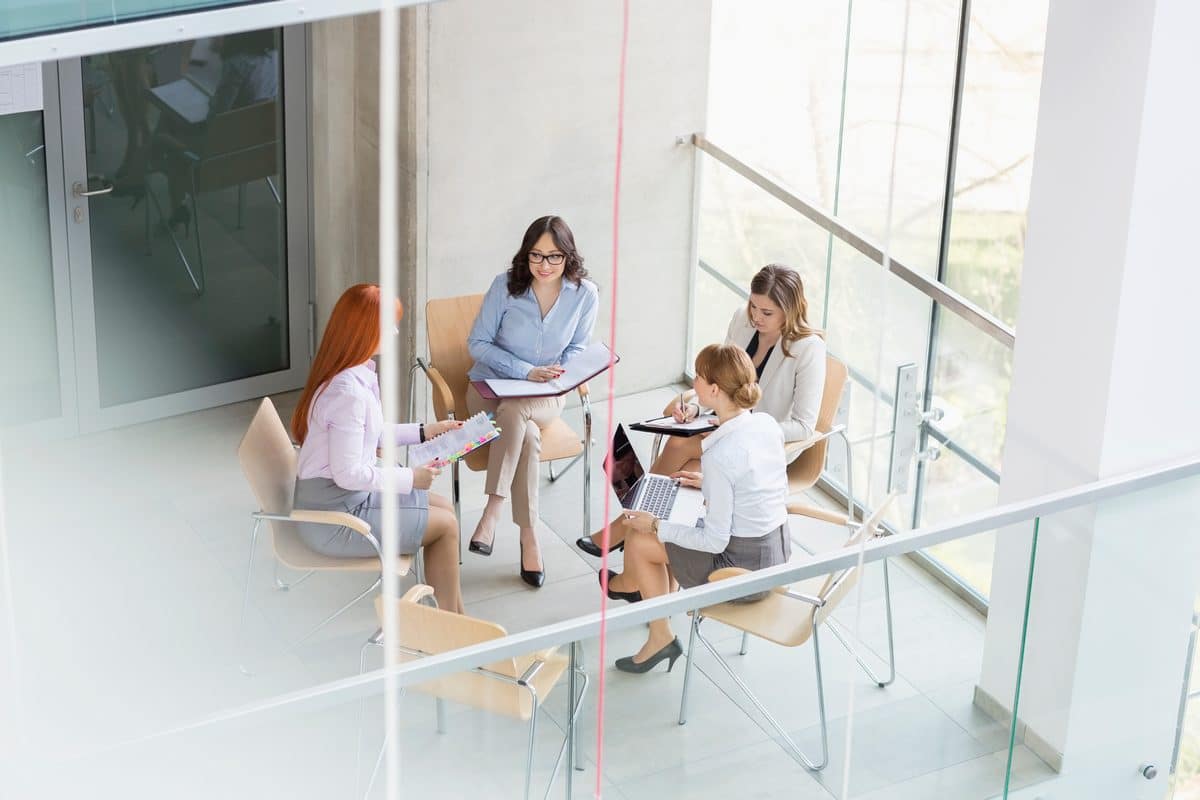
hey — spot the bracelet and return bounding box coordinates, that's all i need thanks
[419,423,426,443]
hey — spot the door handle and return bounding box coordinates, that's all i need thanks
[72,180,114,198]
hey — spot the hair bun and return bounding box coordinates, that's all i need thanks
[734,382,762,409]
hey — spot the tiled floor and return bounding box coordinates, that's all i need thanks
[0,386,1054,798]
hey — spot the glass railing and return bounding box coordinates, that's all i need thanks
[0,2,256,42]
[8,456,1193,798]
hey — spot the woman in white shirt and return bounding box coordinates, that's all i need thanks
[577,263,823,557]
[292,284,464,613]
[601,344,790,673]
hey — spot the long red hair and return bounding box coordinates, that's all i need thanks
[291,284,403,443]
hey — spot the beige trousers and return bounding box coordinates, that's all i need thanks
[467,385,566,528]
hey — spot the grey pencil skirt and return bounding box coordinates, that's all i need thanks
[665,524,791,602]
[293,477,429,558]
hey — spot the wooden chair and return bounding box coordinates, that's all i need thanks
[236,397,414,669]
[359,586,588,800]
[410,294,593,561]
[676,495,897,772]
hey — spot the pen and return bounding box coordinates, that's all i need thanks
[678,391,684,420]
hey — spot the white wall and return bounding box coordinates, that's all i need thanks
[415,0,711,399]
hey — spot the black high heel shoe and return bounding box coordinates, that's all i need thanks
[598,569,641,603]
[519,539,544,588]
[615,637,683,674]
[576,536,625,558]
[468,536,493,557]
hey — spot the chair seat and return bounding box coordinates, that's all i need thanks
[407,647,568,721]
[461,416,583,472]
[272,525,413,576]
[700,576,827,647]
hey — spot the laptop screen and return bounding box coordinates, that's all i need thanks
[609,424,645,509]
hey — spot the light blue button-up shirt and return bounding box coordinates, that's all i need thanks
[467,273,599,380]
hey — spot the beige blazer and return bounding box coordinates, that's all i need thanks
[724,309,826,442]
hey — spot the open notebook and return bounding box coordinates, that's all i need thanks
[481,341,618,398]
[408,411,500,466]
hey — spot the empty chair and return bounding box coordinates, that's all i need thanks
[676,494,897,771]
[360,585,588,800]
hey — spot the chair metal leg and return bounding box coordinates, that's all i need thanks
[273,560,315,591]
[266,175,282,205]
[581,394,592,538]
[739,631,750,656]
[524,685,540,800]
[355,634,382,796]
[824,559,897,688]
[237,518,262,675]
[436,698,448,734]
[148,186,202,293]
[810,627,830,769]
[295,576,381,645]
[545,647,589,800]
[236,182,246,229]
[694,627,827,770]
[678,612,701,725]
[188,171,205,294]
[453,459,462,564]
[839,429,855,524]
[548,451,584,483]
[650,433,664,464]
[362,734,387,800]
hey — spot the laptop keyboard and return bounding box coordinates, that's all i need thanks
[639,476,680,519]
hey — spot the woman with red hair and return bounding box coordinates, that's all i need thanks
[291,284,463,613]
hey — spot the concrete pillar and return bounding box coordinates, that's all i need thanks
[310,9,421,407]
[977,0,1200,795]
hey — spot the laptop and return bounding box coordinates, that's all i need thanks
[608,424,705,526]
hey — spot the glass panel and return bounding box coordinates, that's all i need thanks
[944,0,1049,325]
[81,31,288,407]
[0,1,250,42]
[706,0,851,206]
[827,519,1041,798]
[835,0,961,276]
[0,107,60,428]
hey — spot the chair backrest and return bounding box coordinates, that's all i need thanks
[425,294,485,419]
[376,587,533,718]
[196,100,280,192]
[812,492,895,627]
[787,352,849,489]
[237,397,297,516]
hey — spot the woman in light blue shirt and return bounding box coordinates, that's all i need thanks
[466,215,599,588]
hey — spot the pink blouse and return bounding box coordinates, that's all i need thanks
[295,360,421,494]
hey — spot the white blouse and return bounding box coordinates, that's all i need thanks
[657,411,789,553]
[725,310,826,442]
[295,360,421,494]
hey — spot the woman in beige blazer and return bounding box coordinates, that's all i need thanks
[577,264,825,558]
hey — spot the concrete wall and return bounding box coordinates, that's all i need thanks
[415,0,711,401]
[310,11,421,406]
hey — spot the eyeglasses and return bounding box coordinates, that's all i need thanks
[528,252,566,266]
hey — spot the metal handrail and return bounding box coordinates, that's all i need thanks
[134,452,1200,740]
[692,133,1016,350]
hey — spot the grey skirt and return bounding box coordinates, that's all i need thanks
[293,477,428,558]
[666,524,791,602]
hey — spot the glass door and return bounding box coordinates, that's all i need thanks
[55,26,310,432]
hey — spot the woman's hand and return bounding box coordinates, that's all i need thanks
[665,396,698,422]
[527,365,565,383]
[412,463,443,490]
[622,509,659,535]
[670,470,702,489]
[424,419,463,438]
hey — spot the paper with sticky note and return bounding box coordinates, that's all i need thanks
[409,411,500,466]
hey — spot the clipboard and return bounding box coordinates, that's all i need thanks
[472,342,619,399]
[629,415,718,437]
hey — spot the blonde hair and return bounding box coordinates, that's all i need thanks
[748,264,822,356]
[695,344,761,410]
